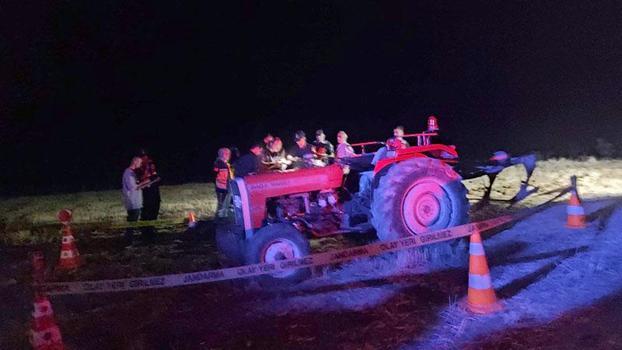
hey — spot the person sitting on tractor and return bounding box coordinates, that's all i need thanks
[233,143,264,177]
[387,125,410,150]
[335,130,372,173]
[313,129,334,165]
[371,125,410,165]
[262,134,274,153]
[335,130,358,159]
[287,131,316,168]
[263,137,291,171]
[335,130,373,194]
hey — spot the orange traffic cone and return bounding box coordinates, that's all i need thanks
[29,295,65,350]
[566,190,586,229]
[187,211,197,228]
[57,209,72,226]
[465,229,503,314]
[56,225,81,271]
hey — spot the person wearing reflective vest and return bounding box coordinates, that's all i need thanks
[214,148,233,217]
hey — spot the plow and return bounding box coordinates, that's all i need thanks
[459,151,538,206]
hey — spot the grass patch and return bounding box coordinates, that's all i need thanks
[0,183,216,245]
[4,158,622,246]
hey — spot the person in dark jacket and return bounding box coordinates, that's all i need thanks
[287,130,315,168]
[137,149,161,221]
[313,129,334,165]
[136,149,161,242]
[234,143,263,177]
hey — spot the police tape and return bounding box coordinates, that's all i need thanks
[37,215,513,296]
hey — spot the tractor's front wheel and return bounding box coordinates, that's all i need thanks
[244,223,311,288]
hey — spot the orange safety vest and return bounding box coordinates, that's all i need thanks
[214,160,233,189]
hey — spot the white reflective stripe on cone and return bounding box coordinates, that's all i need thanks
[469,242,486,256]
[30,326,62,346]
[469,274,493,290]
[32,302,53,318]
[566,205,585,215]
[62,236,74,244]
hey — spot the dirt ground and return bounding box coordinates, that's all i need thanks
[1,216,620,350]
[464,291,622,349]
[2,159,622,349]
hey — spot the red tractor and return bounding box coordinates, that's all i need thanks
[216,128,535,287]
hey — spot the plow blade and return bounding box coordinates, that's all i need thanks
[461,152,538,207]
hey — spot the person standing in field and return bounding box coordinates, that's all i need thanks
[214,147,233,217]
[136,149,161,241]
[137,149,161,221]
[122,156,146,244]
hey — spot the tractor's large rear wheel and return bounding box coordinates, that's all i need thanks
[244,223,311,288]
[371,158,468,239]
[371,158,469,269]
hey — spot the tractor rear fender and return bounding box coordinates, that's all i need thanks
[230,178,254,238]
[373,144,459,175]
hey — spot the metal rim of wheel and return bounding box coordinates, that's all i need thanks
[260,238,303,278]
[401,179,451,234]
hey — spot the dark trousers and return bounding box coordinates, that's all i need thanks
[141,186,161,220]
[216,186,232,218]
[125,208,141,244]
[216,187,227,212]
[141,186,160,240]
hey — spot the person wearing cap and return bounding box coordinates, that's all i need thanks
[313,129,335,164]
[233,143,264,177]
[288,131,315,167]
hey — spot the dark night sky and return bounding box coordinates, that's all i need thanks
[2,1,622,195]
